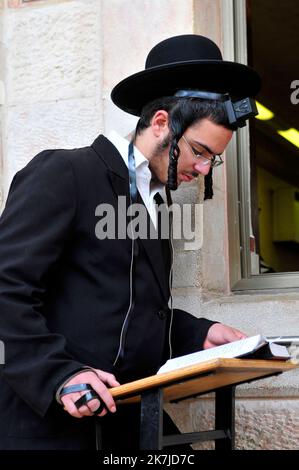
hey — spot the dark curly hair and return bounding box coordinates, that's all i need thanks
[135,96,236,198]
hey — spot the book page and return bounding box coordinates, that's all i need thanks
[157,335,266,374]
[269,342,290,358]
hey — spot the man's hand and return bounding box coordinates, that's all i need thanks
[60,369,120,418]
[203,323,247,349]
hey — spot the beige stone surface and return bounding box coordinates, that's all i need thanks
[172,180,203,288]
[166,396,299,450]
[200,293,299,339]
[0,0,299,451]
[5,0,102,105]
[7,0,20,7]
[3,96,103,199]
[194,0,222,45]
[102,0,194,135]
[0,2,4,210]
[8,1,72,8]
[1,0,104,201]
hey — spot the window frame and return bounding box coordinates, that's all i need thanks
[224,0,299,292]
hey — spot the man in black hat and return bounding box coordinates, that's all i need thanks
[0,35,260,449]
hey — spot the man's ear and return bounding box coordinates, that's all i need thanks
[151,110,169,137]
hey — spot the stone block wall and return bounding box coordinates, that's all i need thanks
[1,0,104,206]
[0,0,298,449]
[166,393,299,450]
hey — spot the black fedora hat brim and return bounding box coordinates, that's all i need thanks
[111,60,261,116]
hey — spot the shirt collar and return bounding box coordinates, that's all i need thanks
[107,130,164,193]
[108,130,148,170]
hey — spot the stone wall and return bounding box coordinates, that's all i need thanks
[1,0,104,207]
[0,1,4,210]
[0,0,298,449]
[166,394,299,450]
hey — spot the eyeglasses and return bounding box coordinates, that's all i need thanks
[182,135,223,168]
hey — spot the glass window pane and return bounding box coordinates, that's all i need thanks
[247,0,299,274]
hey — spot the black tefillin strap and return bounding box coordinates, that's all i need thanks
[174,89,229,101]
[128,140,138,204]
[112,140,139,367]
[175,89,258,128]
[60,383,107,415]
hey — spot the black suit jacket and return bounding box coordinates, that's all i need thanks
[0,135,214,447]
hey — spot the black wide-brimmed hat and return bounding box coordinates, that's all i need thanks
[111,34,261,116]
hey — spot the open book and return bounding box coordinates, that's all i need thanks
[157,334,290,374]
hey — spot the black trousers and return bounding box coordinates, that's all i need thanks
[97,403,191,451]
[1,404,190,450]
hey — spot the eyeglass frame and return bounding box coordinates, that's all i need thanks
[182,135,223,168]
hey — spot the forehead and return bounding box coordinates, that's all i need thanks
[187,118,233,149]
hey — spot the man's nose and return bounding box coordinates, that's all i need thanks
[193,161,211,176]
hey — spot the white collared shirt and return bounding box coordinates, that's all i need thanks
[107,130,164,229]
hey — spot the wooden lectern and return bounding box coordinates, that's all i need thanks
[102,358,296,450]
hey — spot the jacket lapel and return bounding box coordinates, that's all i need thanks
[135,192,169,302]
[91,135,170,302]
[92,134,130,195]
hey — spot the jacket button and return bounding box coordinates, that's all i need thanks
[157,309,167,319]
